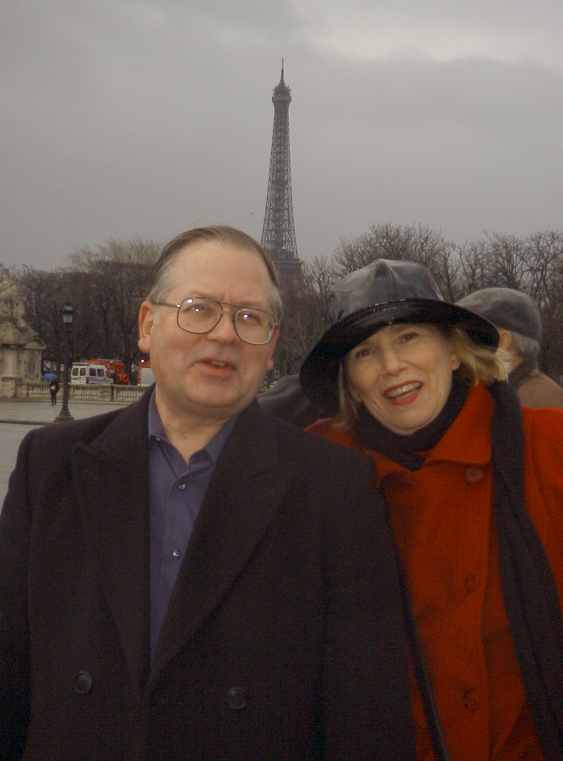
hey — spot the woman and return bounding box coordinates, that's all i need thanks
[300,259,563,761]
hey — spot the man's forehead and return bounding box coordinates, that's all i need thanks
[171,239,265,271]
[165,241,274,300]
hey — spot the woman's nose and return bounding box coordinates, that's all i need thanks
[379,347,403,374]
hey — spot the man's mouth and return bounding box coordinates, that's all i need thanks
[199,358,236,370]
[383,381,422,400]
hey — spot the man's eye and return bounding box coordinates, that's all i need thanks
[189,301,211,313]
[239,310,262,325]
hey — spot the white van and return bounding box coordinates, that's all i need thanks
[138,366,155,386]
[70,363,112,385]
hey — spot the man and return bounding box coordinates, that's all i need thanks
[48,377,59,406]
[457,286,563,409]
[0,226,414,761]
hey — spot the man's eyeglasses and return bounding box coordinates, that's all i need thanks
[151,297,278,345]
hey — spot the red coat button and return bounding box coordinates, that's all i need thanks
[465,466,484,484]
[463,688,479,712]
[464,574,478,595]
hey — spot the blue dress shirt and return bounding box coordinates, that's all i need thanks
[147,394,235,656]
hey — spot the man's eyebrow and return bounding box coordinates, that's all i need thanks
[181,293,272,310]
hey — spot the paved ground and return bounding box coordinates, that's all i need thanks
[0,399,130,506]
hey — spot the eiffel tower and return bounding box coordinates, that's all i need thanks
[261,62,301,291]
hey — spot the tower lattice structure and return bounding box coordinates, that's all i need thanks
[261,63,301,289]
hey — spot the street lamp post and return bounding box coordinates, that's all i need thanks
[55,303,74,423]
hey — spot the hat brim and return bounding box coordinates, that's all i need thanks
[299,298,499,416]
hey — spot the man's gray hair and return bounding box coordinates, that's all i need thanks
[509,330,541,365]
[147,225,283,321]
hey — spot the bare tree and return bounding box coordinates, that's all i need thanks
[274,256,338,376]
[16,267,74,373]
[16,239,160,378]
[70,239,159,374]
[334,223,459,298]
[456,231,563,379]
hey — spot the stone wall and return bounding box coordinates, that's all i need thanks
[1,381,148,402]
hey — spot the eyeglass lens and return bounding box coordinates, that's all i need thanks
[178,298,273,344]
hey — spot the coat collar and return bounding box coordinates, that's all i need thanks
[70,393,289,695]
[367,383,494,481]
[423,382,493,466]
[72,390,153,696]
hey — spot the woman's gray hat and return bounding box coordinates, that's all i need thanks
[300,258,499,415]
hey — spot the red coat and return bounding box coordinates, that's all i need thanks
[309,383,563,761]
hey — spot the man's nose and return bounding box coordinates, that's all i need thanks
[207,310,239,342]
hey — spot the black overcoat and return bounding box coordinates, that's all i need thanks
[0,393,414,761]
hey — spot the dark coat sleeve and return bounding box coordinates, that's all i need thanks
[319,446,415,761]
[0,431,33,761]
[259,374,323,427]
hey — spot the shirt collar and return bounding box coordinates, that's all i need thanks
[147,389,237,465]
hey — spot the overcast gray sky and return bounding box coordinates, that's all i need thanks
[2,0,562,269]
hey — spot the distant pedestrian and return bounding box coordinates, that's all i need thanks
[48,379,60,406]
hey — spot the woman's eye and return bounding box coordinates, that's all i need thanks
[354,347,372,359]
[398,331,418,343]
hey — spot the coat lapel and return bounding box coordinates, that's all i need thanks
[149,402,289,686]
[72,395,152,696]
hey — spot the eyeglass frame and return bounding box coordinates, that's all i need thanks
[150,296,279,345]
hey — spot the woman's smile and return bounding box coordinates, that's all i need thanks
[346,324,460,435]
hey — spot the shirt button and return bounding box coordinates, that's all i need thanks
[463,688,479,712]
[464,574,478,595]
[465,466,484,484]
[178,482,187,490]
[226,686,247,710]
[171,549,181,559]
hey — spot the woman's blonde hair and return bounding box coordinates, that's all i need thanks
[334,324,507,430]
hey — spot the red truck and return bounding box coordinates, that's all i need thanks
[87,358,130,385]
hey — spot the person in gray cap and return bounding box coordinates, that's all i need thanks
[300,259,563,761]
[457,287,563,409]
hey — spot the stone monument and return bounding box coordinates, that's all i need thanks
[0,276,45,397]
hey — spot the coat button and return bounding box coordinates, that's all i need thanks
[73,670,93,695]
[465,466,484,484]
[226,686,247,710]
[463,688,479,712]
[464,574,478,595]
